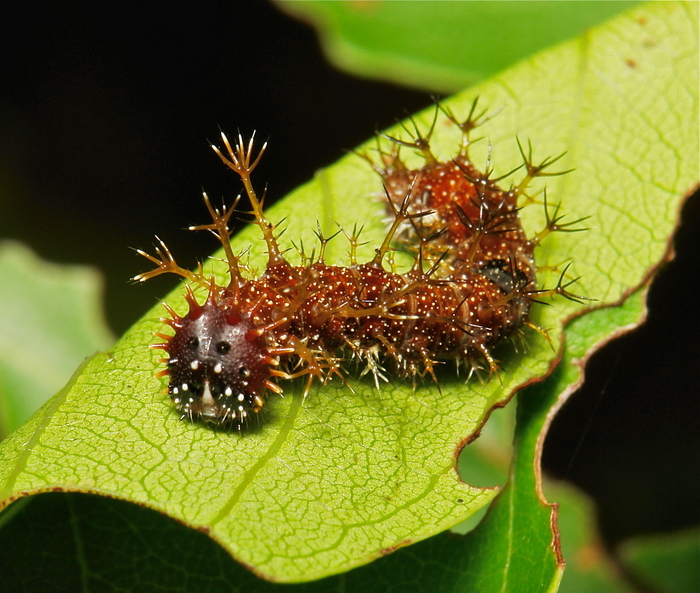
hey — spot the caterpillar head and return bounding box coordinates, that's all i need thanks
[155,287,274,427]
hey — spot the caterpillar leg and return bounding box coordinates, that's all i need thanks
[270,337,346,399]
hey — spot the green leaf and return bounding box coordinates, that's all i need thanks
[0,242,114,438]
[385,288,649,593]
[548,480,636,593]
[278,0,640,91]
[0,290,647,592]
[618,527,700,593]
[0,0,697,586]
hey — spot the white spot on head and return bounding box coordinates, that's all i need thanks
[237,393,245,402]
[172,387,179,395]
[190,360,200,371]
[200,380,217,418]
[181,383,189,391]
[214,363,223,374]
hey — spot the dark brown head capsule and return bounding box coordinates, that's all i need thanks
[158,288,272,427]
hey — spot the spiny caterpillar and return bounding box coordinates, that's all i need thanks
[135,101,583,429]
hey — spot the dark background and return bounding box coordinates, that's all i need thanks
[1,1,698,550]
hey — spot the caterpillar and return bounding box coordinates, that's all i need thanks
[134,101,583,429]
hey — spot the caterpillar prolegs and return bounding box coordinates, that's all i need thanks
[134,102,584,429]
